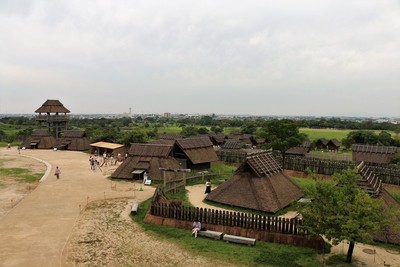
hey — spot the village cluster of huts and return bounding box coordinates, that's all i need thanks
[21,100,399,225]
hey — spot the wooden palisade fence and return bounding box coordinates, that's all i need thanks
[280,155,400,185]
[150,203,305,235]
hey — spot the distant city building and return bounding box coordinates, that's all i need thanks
[164,112,171,118]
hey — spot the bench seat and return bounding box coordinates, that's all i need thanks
[223,234,256,246]
[198,230,223,240]
[131,203,139,215]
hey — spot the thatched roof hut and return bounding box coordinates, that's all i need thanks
[315,139,328,150]
[221,139,244,150]
[20,130,57,149]
[352,144,398,164]
[208,132,226,145]
[174,137,219,170]
[327,139,341,151]
[206,152,303,213]
[112,143,183,180]
[285,141,311,156]
[57,130,90,151]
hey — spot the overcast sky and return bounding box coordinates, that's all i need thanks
[0,1,399,117]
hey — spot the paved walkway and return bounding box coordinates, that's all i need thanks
[0,148,154,267]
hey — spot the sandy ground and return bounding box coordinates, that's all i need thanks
[1,147,399,266]
[0,153,46,218]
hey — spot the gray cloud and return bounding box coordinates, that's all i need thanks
[0,0,399,116]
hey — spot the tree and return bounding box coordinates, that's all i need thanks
[300,169,385,263]
[181,126,198,137]
[262,119,306,163]
[342,130,378,148]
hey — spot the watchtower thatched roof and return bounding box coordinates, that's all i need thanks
[35,100,70,113]
[206,152,303,213]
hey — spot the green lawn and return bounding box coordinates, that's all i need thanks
[0,167,43,184]
[133,199,324,267]
[299,128,397,142]
[299,128,351,142]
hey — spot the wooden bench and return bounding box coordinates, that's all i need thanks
[198,230,223,240]
[223,234,256,246]
[131,203,139,215]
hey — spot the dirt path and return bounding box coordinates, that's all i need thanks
[0,147,155,267]
[1,147,399,266]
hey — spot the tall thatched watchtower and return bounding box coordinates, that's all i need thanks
[35,100,70,139]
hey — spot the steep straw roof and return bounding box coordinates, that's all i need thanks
[206,152,303,213]
[35,100,70,113]
[128,143,173,157]
[176,137,219,164]
[352,144,398,154]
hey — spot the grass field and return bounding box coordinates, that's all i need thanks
[299,128,397,142]
[134,199,324,267]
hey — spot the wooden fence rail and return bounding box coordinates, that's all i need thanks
[150,203,306,236]
[277,155,400,185]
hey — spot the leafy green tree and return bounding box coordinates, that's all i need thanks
[118,130,147,146]
[262,119,306,162]
[198,127,209,135]
[210,126,224,134]
[342,130,378,148]
[300,169,385,263]
[181,126,199,137]
[377,131,394,146]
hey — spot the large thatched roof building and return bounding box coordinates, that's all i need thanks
[57,130,90,151]
[206,152,303,213]
[352,144,398,164]
[112,143,183,180]
[20,130,57,149]
[174,137,219,170]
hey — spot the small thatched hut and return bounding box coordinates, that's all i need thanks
[315,139,329,150]
[174,137,219,170]
[112,143,183,180]
[285,141,311,156]
[206,152,303,213]
[352,144,398,164]
[327,139,341,152]
[20,130,57,149]
[57,130,90,151]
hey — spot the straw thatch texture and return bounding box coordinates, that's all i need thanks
[176,137,219,164]
[57,130,90,151]
[206,152,303,213]
[285,141,311,156]
[111,156,182,180]
[128,143,173,157]
[20,130,57,149]
[352,144,398,164]
[35,100,70,113]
